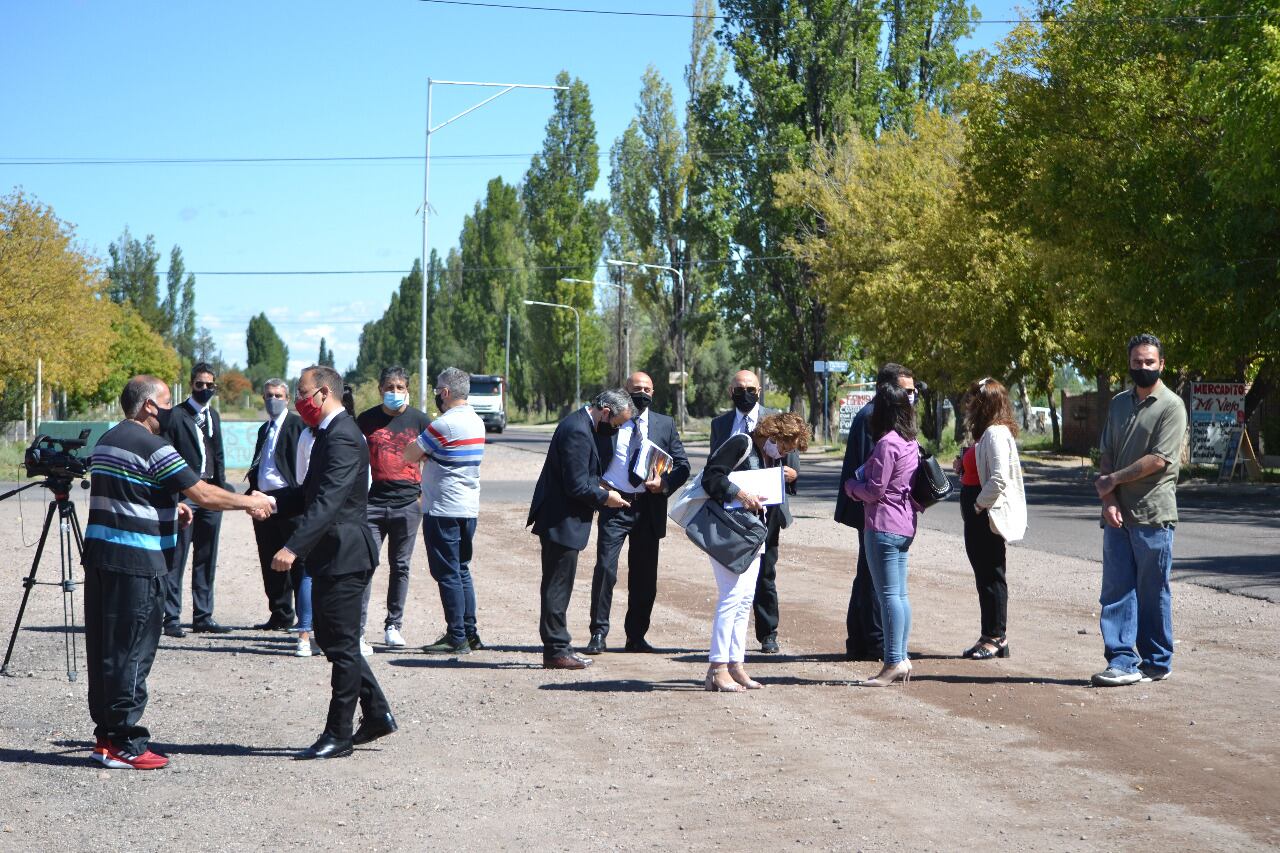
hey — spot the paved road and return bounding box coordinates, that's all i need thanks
[488,425,1280,603]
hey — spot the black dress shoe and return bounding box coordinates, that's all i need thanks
[845,647,882,662]
[584,633,607,655]
[543,653,590,670]
[623,637,655,653]
[352,712,398,746]
[255,618,293,631]
[295,733,353,760]
[162,623,186,639]
[467,633,485,651]
[759,636,781,654]
[191,620,232,634]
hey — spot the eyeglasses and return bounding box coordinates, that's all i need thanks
[192,381,217,390]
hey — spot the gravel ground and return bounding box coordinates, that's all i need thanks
[0,442,1276,852]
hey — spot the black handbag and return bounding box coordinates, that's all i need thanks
[911,449,953,508]
[685,501,768,574]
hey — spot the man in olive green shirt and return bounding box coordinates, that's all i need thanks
[1091,333,1188,687]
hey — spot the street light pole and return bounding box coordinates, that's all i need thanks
[560,277,628,380]
[524,299,580,408]
[419,78,569,410]
[606,259,685,429]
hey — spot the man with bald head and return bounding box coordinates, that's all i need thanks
[708,369,800,654]
[584,372,690,655]
[82,375,272,769]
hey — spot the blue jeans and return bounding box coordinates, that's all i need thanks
[293,569,313,633]
[423,515,478,645]
[864,530,913,666]
[1100,525,1174,674]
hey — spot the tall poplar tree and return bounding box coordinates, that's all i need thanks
[245,313,289,383]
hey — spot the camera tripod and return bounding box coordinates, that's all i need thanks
[1,476,86,681]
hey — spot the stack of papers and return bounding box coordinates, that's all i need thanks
[724,467,786,509]
[632,439,674,482]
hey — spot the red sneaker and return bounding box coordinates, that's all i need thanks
[91,736,108,761]
[96,743,169,770]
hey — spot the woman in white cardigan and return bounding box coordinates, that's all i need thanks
[954,378,1027,659]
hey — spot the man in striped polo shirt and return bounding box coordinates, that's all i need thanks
[82,375,271,770]
[404,366,486,655]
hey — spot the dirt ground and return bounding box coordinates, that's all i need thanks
[0,441,1276,852]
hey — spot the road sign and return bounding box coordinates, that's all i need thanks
[813,360,848,374]
[667,371,688,385]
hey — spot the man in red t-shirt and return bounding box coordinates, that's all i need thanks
[356,366,431,650]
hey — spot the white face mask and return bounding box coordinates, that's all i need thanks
[762,438,783,460]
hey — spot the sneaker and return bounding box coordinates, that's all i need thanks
[1091,666,1143,687]
[96,743,169,770]
[91,736,108,761]
[467,633,485,651]
[359,638,374,658]
[422,634,471,655]
[294,636,313,658]
[1140,667,1172,683]
[384,626,406,649]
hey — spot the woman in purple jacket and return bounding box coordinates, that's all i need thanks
[844,383,921,686]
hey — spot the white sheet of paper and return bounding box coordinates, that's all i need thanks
[724,467,785,509]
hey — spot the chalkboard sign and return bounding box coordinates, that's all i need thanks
[1218,426,1243,481]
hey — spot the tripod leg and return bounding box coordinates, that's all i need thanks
[59,501,79,682]
[1,500,59,676]
[67,501,86,682]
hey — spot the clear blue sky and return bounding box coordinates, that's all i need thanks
[3,0,1019,377]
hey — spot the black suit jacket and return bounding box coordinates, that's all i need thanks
[282,411,379,577]
[708,406,798,528]
[834,401,875,529]
[596,410,691,540]
[164,400,227,489]
[528,408,609,551]
[248,413,305,491]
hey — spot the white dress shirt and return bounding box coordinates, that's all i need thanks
[601,409,649,493]
[731,402,761,437]
[187,395,213,477]
[256,409,290,492]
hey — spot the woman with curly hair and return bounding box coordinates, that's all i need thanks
[700,412,809,691]
[954,378,1027,660]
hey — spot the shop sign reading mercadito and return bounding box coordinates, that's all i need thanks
[1190,382,1247,465]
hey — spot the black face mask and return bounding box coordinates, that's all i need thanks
[630,392,652,414]
[596,413,619,437]
[434,393,445,412]
[731,389,759,413]
[192,387,215,405]
[150,401,174,433]
[1129,367,1161,389]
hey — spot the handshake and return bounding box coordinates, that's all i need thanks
[244,490,276,521]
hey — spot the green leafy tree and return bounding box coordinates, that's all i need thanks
[522,71,608,410]
[245,312,289,385]
[881,0,978,129]
[454,179,529,374]
[166,245,197,366]
[0,190,118,403]
[318,337,335,367]
[83,304,182,411]
[107,228,166,334]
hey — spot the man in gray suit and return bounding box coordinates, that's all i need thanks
[708,369,799,653]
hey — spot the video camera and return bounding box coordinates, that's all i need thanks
[24,430,92,481]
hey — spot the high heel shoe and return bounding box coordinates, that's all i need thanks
[860,660,912,687]
[727,663,763,690]
[705,665,745,692]
[964,636,1010,660]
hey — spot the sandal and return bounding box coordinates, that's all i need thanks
[967,636,1010,660]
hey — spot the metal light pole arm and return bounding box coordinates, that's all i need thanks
[523,299,581,408]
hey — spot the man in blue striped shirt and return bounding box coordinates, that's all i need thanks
[404,367,486,655]
[82,375,271,770]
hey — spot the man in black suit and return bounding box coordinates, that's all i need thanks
[834,363,916,661]
[162,362,232,636]
[585,372,691,655]
[708,369,800,654]
[528,389,633,670]
[265,365,395,760]
[247,378,306,630]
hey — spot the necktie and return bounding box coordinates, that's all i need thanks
[626,420,645,487]
[250,421,274,475]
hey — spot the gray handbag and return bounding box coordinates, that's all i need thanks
[685,501,768,574]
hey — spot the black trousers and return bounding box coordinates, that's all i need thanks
[539,537,580,656]
[311,570,391,740]
[589,498,661,642]
[164,500,221,625]
[845,522,884,657]
[84,564,164,754]
[253,511,301,625]
[752,510,784,642]
[961,485,1009,638]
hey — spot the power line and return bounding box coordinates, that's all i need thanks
[164,255,796,277]
[0,148,788,167]
[416,0,1266,24]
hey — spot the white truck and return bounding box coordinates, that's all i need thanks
[468,374,506,433]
